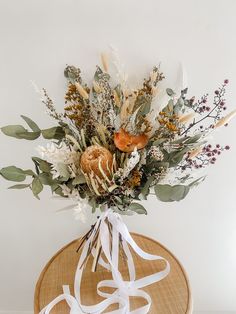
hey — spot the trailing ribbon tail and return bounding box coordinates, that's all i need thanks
[39,210,170,314]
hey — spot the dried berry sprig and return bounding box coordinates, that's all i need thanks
[181,80,229,136]
[180,143,230,170]
[41,88,64,122]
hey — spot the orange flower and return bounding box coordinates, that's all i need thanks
[114,128,148,153]
[80,145,113,179]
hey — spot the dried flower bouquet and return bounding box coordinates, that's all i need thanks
[1,51,235,313]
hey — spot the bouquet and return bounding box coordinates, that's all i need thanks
[1,52,235,313]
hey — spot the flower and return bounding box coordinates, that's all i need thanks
[148,146,164,161]
[80,145,113,179]
[61,185,89,223]
[115,147,140,182]
[37,142,80,179]
[114,128,148,153]
[73,201,87,223]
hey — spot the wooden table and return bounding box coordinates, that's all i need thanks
[34,233,193,313]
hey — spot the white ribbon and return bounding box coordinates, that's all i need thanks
[39,210,170,314]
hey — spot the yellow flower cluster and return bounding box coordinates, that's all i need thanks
[158,111,179,132]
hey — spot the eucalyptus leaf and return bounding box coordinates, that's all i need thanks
[171,185,190,201]
[128,203,147,215]
[140,177,155,200]
[189,176,206,188]
[38,160,51,173]
[166,88,175,97]
[0,166,26,182]
[185,134,202,144]
[155,184,190,202]
[16,131,41,140]
[154,184,174,202]
[8,184,30,189]
[72,175,86,185]
[20,115,40,132]
[167,147,190,167]
[42,126,65,140]
[23,169,35,176]
[32,157,43,163]
[32,177,43,198]
[94,66,110,82]
[113,207,134,216]
[53,185,65,197]
[174,97,185,113]
[152,138,167,146]
[167,99,174,112]
[138,101,151,116]
[57,163,70,181]
[38,173,54,186]
[1,125,27,139]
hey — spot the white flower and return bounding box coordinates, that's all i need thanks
[148,146,164,161]
[60,184,90,223]
[121,148,140,179]
[73,201,87,223]
[37,142,80,179]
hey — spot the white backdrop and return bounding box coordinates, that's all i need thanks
[0,0,236,313]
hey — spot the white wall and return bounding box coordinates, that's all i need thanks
[0,0,236,312]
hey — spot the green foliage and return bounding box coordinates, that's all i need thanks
[41,126,65,140]
[64,65,81,82]
[16,131,41,140]
[140,177,155,200]
[20,115,40,132]
[56,163,70,181]
[1,116,64,141]
[128,202,147,215]
[166,88,175,97]
[154,184,190,202]
[1,125,27,139]
[32,177,43,199]
[8,184,30,189]
[72,175,86,185]
[0,166,28,182]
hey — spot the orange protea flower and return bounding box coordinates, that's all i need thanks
[114,128,149,153]
[80,145,113,180]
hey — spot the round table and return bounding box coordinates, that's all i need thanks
[34,233,193,313]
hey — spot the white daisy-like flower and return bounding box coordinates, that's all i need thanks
[37,142,80,179]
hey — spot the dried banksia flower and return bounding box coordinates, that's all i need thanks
[80,145,113,181]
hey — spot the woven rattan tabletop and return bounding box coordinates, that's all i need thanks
[34,233,192,313]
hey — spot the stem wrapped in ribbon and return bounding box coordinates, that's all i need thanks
[39,210,170,314]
